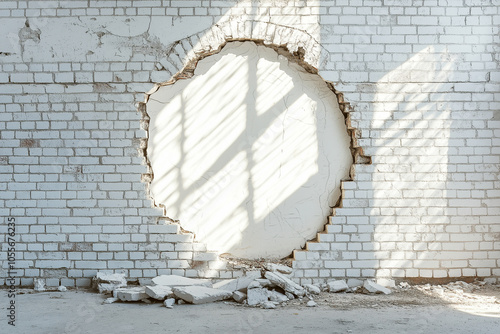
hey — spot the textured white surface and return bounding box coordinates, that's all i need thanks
[147,41,352,258]
[0,0,498,285]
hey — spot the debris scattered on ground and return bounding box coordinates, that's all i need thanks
[306,300,317,307]
[73,265,500,311]
[103,297,118,304]
[164,298,175,309]
[58,286,67,292]
[363,280,392,295]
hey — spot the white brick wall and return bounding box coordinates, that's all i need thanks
[0,0,499,286]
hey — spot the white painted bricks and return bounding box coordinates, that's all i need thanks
[0,0,499,286]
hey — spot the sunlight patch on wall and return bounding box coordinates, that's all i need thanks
[147,41,352,259]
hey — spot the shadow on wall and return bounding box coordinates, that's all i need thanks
[369,44,497,280]
[146,41,352,259]
[365,45,455,278]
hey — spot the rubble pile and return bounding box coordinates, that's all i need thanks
[92,264,394,309]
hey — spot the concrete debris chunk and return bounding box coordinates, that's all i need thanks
[99,283,121,294]
[347,278,364,288]
[376,278,396,288]
[304,284,321,295]
[115,287,149,302]
[264,271,305,297]
[232,291,247,303]
[34,278,46,292]
[212,271,262,292]
[247,281,261,289]
[285,292,295,300]
[264,263,293,275]
[172,286,232,304]
[152,275,212,288]
[145,285,174,300]
[306,300,317,307]
[93,272,127,293]
[363,280,392,295]
[58,286,67,292]
[247,287,269,306]
[255,278,275,288]
[261,301,277,309]
[328,280,349,293]
[103,297,118,304]
[164,298,176,309]
[268,290,289,303]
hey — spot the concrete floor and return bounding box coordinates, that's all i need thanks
[1,290,499,334]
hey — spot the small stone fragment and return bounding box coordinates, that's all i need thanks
[247,287,269,306]
[115,287,149,302]
[34,278,46,292]
[58,286,67,292]
[306,300,317,307]
[103,297,118,304]
[265,272,305,297]
[232,291,247,303]
[328,280,349,293]
[261,301,276,309]
[152,275,212,288]
[285,292,295,300]
[145,285,174,300]
[304,284,321,295]
[172,286,233,304]
[363,280,392,295]
[164,298,175,309]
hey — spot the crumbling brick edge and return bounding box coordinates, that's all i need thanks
[136,25,371,280]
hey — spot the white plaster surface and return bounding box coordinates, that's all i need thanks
[147,41,352,258]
